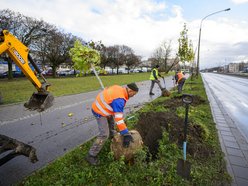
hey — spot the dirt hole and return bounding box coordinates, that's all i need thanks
[135,95,213,160]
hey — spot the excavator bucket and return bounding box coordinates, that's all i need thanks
[24,91,54,112]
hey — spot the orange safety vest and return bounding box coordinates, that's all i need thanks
[177,72,184,82]
[92,85,129,133]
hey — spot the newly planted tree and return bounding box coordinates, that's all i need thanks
[69,40,104,89]
[178,23,194,71]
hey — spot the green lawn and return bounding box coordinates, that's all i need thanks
[0,72,172,105]
[20,75,231,185]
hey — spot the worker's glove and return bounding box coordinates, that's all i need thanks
[123,133,134,148]
[155,79,160,83]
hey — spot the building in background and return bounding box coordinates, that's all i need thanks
[228,63,240,73]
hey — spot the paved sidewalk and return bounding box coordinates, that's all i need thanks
[0,77,176,126]
[203,78,248,186]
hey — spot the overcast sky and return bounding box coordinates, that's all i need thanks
[1,0,248,69]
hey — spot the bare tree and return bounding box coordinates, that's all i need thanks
[102,45,125,74]
[113,45,126,74]
[125,53,141,73]
[99,45,109,69]
[151,40,172,73]
[0,9,140,78]
[0,9,56,78]
[31,25,57,69]
[101,45,140,74]
[106,46,118,74]
[38,30,76,77]
[0,9,51,47]
[166,55,180,72]
[0,9,23,34]
[0,9,25,79]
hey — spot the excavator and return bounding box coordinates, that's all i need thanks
[0,30,54,165]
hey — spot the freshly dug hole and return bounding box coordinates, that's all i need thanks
[136,112,183,158]
[135,109,214,159]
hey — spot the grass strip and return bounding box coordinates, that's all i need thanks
[20,75,231,185]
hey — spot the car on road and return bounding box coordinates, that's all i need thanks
[0,71,25,78]
[42,69,54,76]
[57,69,71,76]
[57,69,80,76]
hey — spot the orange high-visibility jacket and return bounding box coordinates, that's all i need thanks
[177,72,184,83]
[92,85,129,135]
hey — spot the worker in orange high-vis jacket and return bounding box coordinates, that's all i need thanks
[175,70,186,93]
[85,83,139,165]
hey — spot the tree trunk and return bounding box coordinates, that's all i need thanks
[7,59,13,79]
[91,64,104,90]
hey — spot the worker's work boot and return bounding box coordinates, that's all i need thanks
[85,154,99,165]
[149,92,154,95]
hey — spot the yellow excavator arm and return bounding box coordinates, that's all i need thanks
[0,30,54,166]
[0,30,54,111]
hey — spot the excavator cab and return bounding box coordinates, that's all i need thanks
[0,30,54,112]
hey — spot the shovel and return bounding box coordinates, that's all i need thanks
[177,94,193,179]
[162,77,166,88]
[161,77,170,97]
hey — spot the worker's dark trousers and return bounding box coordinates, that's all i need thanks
[88,115,115,157]
[178,78,186,93]
[149,80,163,93]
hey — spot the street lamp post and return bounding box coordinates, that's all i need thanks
[196,8,231,77]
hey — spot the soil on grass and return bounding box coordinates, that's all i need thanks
[136,95,214,159]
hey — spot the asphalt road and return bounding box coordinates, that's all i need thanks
[0,77,174,186]
[202,73,248,141]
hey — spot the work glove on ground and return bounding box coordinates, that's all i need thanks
[123,133,134,148]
